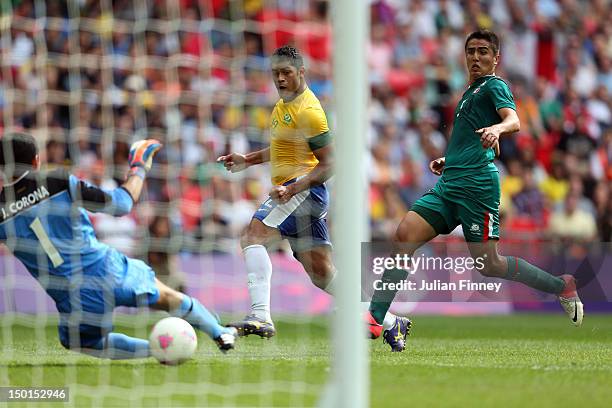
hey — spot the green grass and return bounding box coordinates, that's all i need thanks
[1,314,612,407]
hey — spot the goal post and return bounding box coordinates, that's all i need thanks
[325,0,369,407]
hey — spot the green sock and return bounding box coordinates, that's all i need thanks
[368,267,408,324]
[504,256,565,294]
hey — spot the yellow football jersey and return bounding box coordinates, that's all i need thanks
[269,87,330,185]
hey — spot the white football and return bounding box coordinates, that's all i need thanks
[149,317,198,365]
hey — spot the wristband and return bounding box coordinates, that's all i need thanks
[127,166,146,180]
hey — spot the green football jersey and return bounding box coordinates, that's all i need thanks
[443,75,516,180]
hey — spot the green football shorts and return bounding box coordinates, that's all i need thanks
[411,172,500,242]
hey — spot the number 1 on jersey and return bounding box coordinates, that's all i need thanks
[29,217,65,267]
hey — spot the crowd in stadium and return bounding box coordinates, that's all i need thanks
[2,0,610,273]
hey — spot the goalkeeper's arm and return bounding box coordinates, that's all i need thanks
[69,177,135,216]
[69,139,162,215]
[123,139,163,201]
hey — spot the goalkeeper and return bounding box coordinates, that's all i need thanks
[0,132,237,359]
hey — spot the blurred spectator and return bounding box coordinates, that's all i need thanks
[512,165,546,221]
[177,98,205,166]
[590,128,612,181]
[502,3,537,81]
[44,138,68,168]
[402,0,436,40]
[548,193,597,243]
[593,180,611,240]
[393,16,424,71]
[501,158,524,205]
[212,176,257,238]
[540,156,569,205]
[298,0,331,62]
[434,0,464,32]
[513,77,545,138]
[587,85,611,131]
[368,23,393,85]
[147,215,186,292]
[370,87,409,128]
[179,167,210,237]
[553,174,596,216]
[535,78,562,133]
[10,28,34,66]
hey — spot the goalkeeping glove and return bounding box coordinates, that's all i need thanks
[127,139,162,180]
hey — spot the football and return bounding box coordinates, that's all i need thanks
[149,317,198,365]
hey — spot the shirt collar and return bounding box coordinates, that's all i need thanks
[281,87,309,105]
[3,170,30,187]
[469,74,495,88]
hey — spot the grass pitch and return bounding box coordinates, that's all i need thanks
[1,314,611,407]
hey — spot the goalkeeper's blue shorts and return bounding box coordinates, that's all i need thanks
[57,252,159,349]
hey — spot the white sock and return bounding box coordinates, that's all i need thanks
[243,244,273,322]
[382,312,397,330]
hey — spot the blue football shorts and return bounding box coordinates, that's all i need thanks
[253,179,332,253]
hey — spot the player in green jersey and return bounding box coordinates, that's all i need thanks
[366,30,583,345]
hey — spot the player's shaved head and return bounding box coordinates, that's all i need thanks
[0,132,38,176]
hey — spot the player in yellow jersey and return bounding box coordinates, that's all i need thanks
[217,46,405,341]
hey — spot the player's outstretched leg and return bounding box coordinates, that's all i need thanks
[505,257,584,326]
[81,333,150,360]
[59,327,150,360]
[469,243,584,327]
[153,279,238,352]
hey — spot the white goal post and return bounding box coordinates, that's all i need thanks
[325,0,369,407]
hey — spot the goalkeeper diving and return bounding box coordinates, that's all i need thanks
[0,132,237,359]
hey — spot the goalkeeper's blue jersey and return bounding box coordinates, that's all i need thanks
[0,168,134,314]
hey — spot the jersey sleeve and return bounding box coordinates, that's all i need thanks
[298,107,332,151]
[67,175,134,216]
[488,78,516,111]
